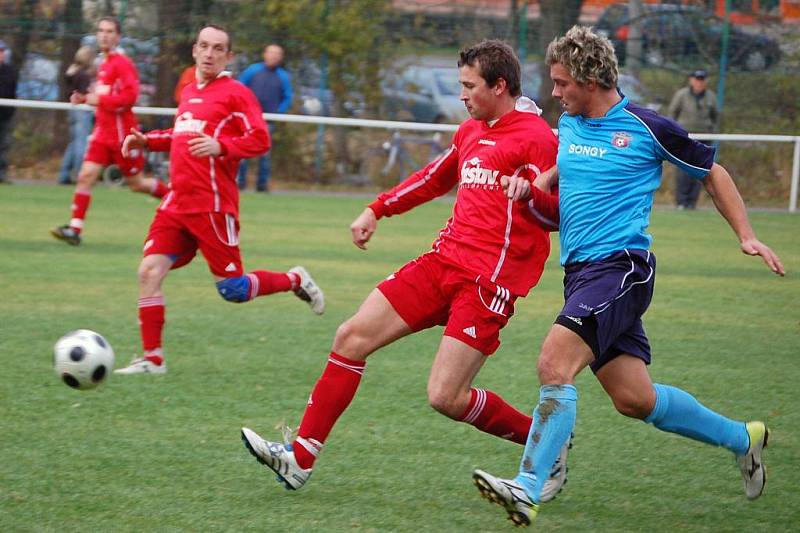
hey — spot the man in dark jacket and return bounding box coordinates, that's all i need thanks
[0,39,17,184]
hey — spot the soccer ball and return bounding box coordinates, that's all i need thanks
[53,330,115,390]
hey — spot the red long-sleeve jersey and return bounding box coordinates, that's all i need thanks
[369,98,559,297]
[93,51,139,144]
[145,73,270,216]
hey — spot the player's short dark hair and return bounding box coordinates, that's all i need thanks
[199,24,233,52]
[458,40,521,97]
[96,16,121,34]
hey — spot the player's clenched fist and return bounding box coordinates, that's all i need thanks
[500,174,531,201]
[188,134,222,157]
[122,128,147,157]
[350,207,377,250]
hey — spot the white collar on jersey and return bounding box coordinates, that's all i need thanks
[487,96,543,127]
[196,69,232,89]
[515,96,542,115]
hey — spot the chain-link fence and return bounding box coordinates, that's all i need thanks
[1,0,798,204]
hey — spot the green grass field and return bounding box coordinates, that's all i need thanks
[1,185,798,531]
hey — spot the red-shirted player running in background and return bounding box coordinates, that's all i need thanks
[241,40,566,495]
[51,17,169,246]
[114,24,324,375]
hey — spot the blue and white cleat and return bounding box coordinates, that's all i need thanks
[737,421,769,500]
[473,469,538,527]
[241,427,311,490]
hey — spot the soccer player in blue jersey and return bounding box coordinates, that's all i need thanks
[473,26,785,527]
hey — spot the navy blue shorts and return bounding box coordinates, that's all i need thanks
[556,249,656,372]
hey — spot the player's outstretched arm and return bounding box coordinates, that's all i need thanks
[122,128,147,157]
[350,207,378,250]
[704,163,785,276]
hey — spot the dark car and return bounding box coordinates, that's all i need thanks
[596,3,780,71]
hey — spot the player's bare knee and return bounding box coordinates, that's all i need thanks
[333,319,356,346]
[612,394,652,420]
[138,262,160,285]
[332,318,369,355]
[427,386,463,419]
[125,176,146,192]
[76,172,94,189]
[536,353,570,384]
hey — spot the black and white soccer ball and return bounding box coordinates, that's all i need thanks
[53,330,115,390]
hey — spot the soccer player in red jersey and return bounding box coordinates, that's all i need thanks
[114,25,324,375]
[241,40,563,493]
[51,17,169,246]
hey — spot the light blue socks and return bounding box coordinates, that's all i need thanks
[645,383,749,455]
[515,384,578,502]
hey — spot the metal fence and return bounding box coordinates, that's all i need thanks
[1,97,798,212]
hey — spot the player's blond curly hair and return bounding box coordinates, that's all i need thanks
[545,25,618,89]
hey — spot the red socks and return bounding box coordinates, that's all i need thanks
[151,180,169,198]
[246,271,295,298]
[292,352,366,469]
[138,296,165,359]
[69,191,92,233]
[460,388,532,445]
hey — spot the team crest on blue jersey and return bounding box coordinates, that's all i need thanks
[611,132,632,148]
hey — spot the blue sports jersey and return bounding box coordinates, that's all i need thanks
[556,96,715,265]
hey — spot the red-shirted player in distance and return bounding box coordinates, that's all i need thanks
[114,25,324,375]
[241,40,568,497]
[51,17,169,246]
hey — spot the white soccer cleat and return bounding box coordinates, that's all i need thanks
[737,421,769,500]
[241,427,311,490]
[539,432,573,503]
[473,469,538,527]
[289,266,325,315]
[113,356,167,375]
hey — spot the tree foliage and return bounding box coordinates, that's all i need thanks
[257,0,393,116]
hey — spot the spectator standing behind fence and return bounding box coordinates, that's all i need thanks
[0,39,17,185]
[57,46,96,185]
[667,69,718,210]
[236,44,292,192]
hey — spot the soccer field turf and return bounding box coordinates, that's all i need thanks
[1,185,798,531]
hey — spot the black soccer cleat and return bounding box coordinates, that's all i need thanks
[50,225,82,246]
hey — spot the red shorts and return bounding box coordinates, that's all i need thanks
[84,134,145,177]
[377,253,516,355]
[143,210,244,277]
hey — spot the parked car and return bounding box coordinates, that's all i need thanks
[381,63,468,124]
[291,60,365,117]
[595,3,781,71]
